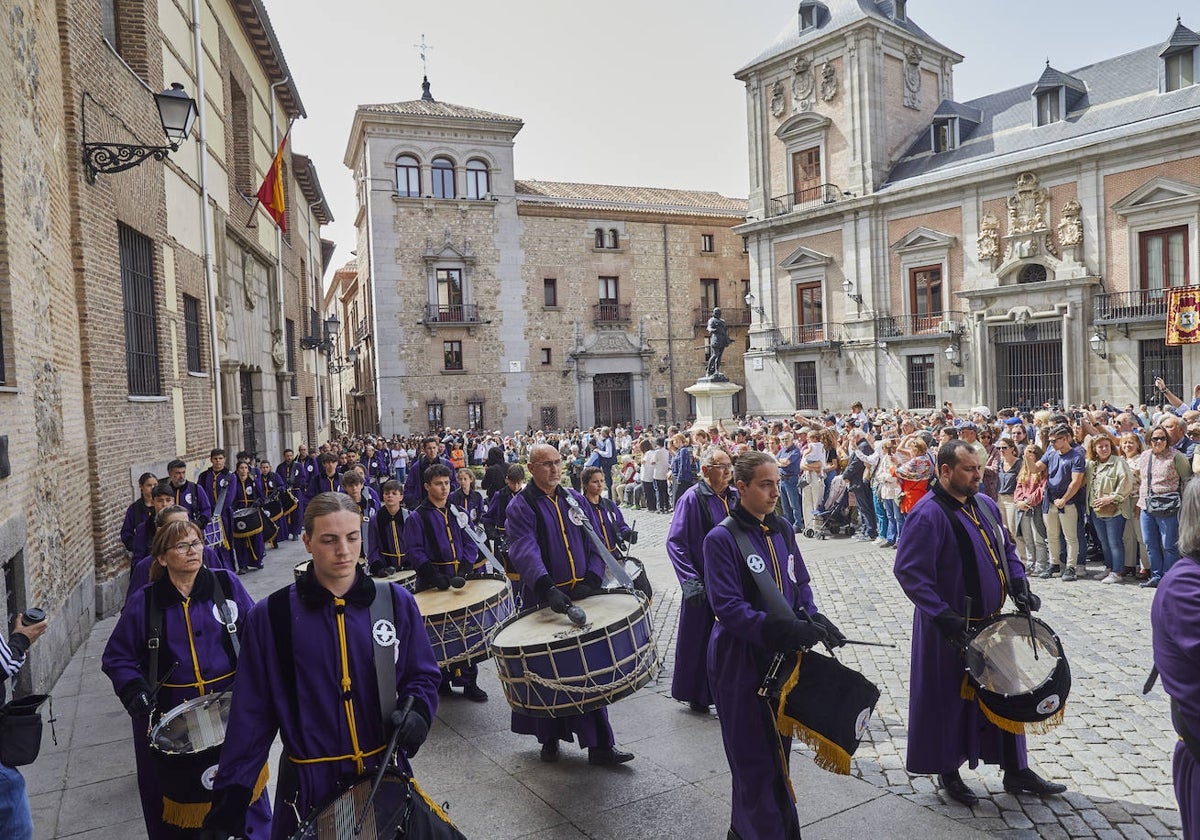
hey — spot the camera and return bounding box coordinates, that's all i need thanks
[21,607,45,624]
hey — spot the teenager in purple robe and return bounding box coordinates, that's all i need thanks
[197,449,237,571]
[404,437,458,508]
[450,467,485,529]
[504,443,634,765]
[894,440,1065,806]
[704,450,843,840]
[103,519,271,839]
[668,446,737,712]
[580,466,634,551]
[1151,480,1200,839]
[307,451,343,497]
[342,470,384,572]
[276,448,302,541]
[202,492,442,840]
[121,472,159,554]
[229,461,266,573]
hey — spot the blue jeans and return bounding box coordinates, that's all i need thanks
[0,764,32,840]
[1092,514,1126,572]
[780,475,803,529]
[882,498,902,543]
[1140,511,1180,579]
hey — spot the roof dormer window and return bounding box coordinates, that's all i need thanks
[1161,19,1199,92]
[799,4,816,30]
[893,0,907,22]
[1036,89,1060,126]
[1031,62,1085,127]
[932,118,956,152]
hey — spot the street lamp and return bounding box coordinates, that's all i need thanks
[1089,328,1107,360]
[744,292,766,318]
[944,342,962,367]
[82,83,199,183]
[842,278,864,304]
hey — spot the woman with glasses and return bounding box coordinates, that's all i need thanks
[102,519,269,839]
[1085,434,1135,584]
[994,437,1024,557]
[1137,426,1193,588]
[1121,434,1152,579]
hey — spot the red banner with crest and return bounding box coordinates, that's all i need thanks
[1166,287,1200,346]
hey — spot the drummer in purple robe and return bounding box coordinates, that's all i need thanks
[165,458,211,524]
[342,470,384,573]
[1151,479,1200,839]
[504,442,635,765]
[703,450,843,840]
[230,460,266,573]
[121,472,159,555]
[404,463,488,702]
[668,446,737,713]
[103,518,271,840]
[201,492,441,840]
[198,449,237,571]
[404,437,458,509]
[375,479,408,575]
[127,505,234,604]
[894,439,1065,806]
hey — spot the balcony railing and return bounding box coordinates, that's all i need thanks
[593,302,632,324]
[692,307,753,329]
[1094,290,1170,324]
[354,317,370,344]
[875,311,967,339]
[780,322,846,347]
[422,303,482,325]
[769,184,849,217]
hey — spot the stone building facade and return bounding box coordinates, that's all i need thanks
[736,1,1200,415]
[0,0,332,686]
[344,85,749,433]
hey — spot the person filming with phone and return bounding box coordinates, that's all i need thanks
[0,606,48,840]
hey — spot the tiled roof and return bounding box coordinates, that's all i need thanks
[291,154,333,225]
[1161,20,1200,54]
[886,34,1200,185]
[1031,63,1086,95]
[229,0,304,118]
[358,99,522,124]
[514,180,748,217]
[933,100,983,122]
[736,0,955,76]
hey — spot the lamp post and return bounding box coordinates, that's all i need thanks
[841,277,864,305]
[82,83,199,183]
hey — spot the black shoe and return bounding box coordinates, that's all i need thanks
[588,746,634,766]
[688,701,710,713]
[462,684,488,703]
[438,681,453,696]
[1140,576,1161,589]
[937,772,979,806]
[236,567,248,575]
[1060,567,1077,582]
[540,740,560,762]
[1003,768,1067,796]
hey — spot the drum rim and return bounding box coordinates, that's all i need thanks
[964,612,1067,698]
[291,767,412,837]
[490,590,650,654]
[417,584,513,623]
[148,692,231,753]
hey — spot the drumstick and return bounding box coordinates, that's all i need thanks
[355,696,412,835]
[839,639,896,648]
[1022,578,1039,661]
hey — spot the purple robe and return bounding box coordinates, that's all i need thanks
[170,480,212,524]
[102,568,271,839]
[1151,555,1200,839]
[403,501,480,581]
[581,495,631,553]
[505,484,614,748]
[210,569,441,840]
[307,469,342,498]
[668,482,737,707]
[376,506,407,570]
[122,499,155,553]
[230,477,266,571]
[893,487,1029,774]
[199,468,237,569]
[704,507,817,840]
[277,459,304,536]
[366,451,391,488]
[403,456,459,508]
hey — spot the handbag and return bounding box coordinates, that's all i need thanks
[0,694,49,767]
[1145,453,1183,517]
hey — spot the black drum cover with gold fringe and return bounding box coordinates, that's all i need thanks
[289,768,466,840]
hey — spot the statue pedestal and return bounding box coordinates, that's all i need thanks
[686,379,743,429]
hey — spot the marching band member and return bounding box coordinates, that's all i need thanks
[229,460,266,574]
[450,467,485,530]
[580,466,634,550]
[165,459,211,525]
[121,473,159,556]
[341,470,382,572]
[375,479,408,576]
[307,451,342,497]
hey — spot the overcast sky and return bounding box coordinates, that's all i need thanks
[267,0,1191,280]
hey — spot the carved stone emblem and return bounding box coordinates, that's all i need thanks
[819,60,838,102]
[792,56,815,112]
[1057,199,1083,248]
[1006,172,1049,236]
[770,80,786,118]
[903,44,922,109]
[977,211,1000,262]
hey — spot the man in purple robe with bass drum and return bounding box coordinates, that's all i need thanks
[894,440,1066,805]
[1151,479,1200,838]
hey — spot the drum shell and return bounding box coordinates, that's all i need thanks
[414,575,514,668]
[263,497,285,522]
[150,743,222,809]
[965,614,1071,725]
[490,591,659,718]
[202,518,225,548]
[232,507,265,538]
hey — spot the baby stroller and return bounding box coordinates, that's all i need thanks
[804,475,857,539]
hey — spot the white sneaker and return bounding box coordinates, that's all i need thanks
[874,537,888,547]
[1100,572,1122,584]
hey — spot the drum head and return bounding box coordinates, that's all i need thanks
[380,568,417,588]
[149,693,231,755]
[492,592,642,649]
[414,577,509,617]
[965,614,1061,696]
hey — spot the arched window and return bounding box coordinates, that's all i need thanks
[396,155,420,197]
[1018,264,1048,284]
[431,157,455,199]
[607,229,619,249]
[595,228,605,248]
[465,159,490,200]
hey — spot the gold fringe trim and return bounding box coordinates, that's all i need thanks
[411,776,457,826]
[773,651,852,776]
[961,674,1067,735]
[161,762,270,829]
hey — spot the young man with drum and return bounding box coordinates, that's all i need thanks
[306,451,342,497]
[374,479,407,576]
[504,443,635,765]
[103,518,270,839]
[404,436,459,509]
[668,446,737,713]
[703,450,843,840]
[201,493,441,840]
[894,439,1066,806]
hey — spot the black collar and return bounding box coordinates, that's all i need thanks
[150,565,214,608]
[730,504,786,535]
[295,565,376,608]
[932,481,968,510]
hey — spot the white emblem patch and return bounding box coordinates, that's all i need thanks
[746,554,766,574]
[212,602,239,625]
[1036,694,1061,715]
[201,764,219,791]
[372,619,398,647]
[787,554,797,583]
[855,707,872,740]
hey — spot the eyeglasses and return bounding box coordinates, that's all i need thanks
[533,459,563,468]
[996,445,1011,450]
[1151,436,1169,443]
[706,464,732,471]
[173,540,204,554]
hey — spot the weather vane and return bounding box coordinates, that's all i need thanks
[414,34,434,76]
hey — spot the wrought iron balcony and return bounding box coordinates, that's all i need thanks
[875,311,967,339]
[769,184,849,217]
[692,307,753,329]
[354,317,370,344]
[778,322,846,347]
[593,302,632,324]
[422,303,482,325]
[1094,290,1170,324]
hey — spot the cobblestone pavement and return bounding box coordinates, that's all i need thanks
[630,505,1183,839]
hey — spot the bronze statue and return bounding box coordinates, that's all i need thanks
[705,307,732,380]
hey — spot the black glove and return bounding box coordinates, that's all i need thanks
[763,614,826,652]
[1008,579,1041,613]
[372,565,397,578]
[621,528,637,545]
[811,612,847,648]
[117,679,156,718]
[570,583,599,601]
[201,784,252,838]
[545,586,572,615]
[680,578,706,606]
[932,609,969,648]
[391,698,431,758]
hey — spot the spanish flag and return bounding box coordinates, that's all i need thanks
[254,128,289,231]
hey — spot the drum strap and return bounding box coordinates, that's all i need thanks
[717,516,798,623]
[211,570,240,660]
[368,581,398,727]
[267,587,301,724]
[211,475,229,519]
[450,504,505,575]
[563,494,635,589]
[146,591,164,690]
[931,491,985,620]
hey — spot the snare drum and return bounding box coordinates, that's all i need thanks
[148,693,267,827]
[291,769,465,840]
[232,506,265,538]
[963,613,1071,733]
[202,517,225,548]
[490,590,660,717]
[414,574,514,668]
[263,496,285,522]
